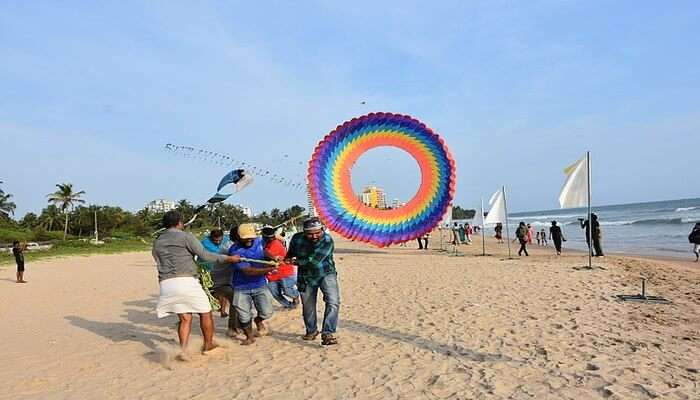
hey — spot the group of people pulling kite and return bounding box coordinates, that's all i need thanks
[152,211,340,360]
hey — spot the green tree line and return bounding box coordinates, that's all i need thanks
[0,182,305,243]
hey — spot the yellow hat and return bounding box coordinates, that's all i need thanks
[238,223,258,240]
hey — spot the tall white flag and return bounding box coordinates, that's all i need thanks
[484,189,506,224]
[559,154,588,208]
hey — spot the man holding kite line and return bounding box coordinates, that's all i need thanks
[286,218,340,346]
[152,211,241,360]
[228,223,278,345]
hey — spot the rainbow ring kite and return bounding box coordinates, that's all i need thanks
[308,112,456,247]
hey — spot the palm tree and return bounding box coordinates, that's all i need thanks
[0,192,16,217]
[38,205,63,232]
[47,183,86,240]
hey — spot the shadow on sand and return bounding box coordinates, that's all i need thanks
[342,319,514,363]
[334,248,389,255]
[65,295,178,363]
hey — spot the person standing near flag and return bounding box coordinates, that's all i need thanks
[549,221,565,255]
[516,222,529,256]
[579,213,604,256]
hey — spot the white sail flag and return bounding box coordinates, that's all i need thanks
[484,189,506,224]
[440,204,453,227]
[559,154,589,209]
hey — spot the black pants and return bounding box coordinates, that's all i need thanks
[586,238,604,256]
[553,238,562,253]
[211,285,240,330]
[518,239,528,256]
[416,238,423,249]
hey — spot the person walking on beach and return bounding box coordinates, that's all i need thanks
[535,231,541,246]
[549,221,565,255]
[494,223,504,244]
[417,231,430,250]
[540,228,548,246]
[465,223,473,244]
[229,223,278,345]
[452,223,461,245]
[526,224,534,244]
[12,240,27,283]
[689,223,700,262]
[580,213,604,256]
[516,222,529,256]
[262,226,300,309]
[286,218,340,346]
[152,211,240,360]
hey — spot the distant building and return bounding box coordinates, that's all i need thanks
[306,185,318,217]
[146,199,176,213]
[360,186,388,209]
[392,198,400,209]
[236,205,254,218]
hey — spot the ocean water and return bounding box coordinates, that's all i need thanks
[504,198,700,259]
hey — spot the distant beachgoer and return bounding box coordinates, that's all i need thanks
[286,217,340,346]
[526,224,534,244]
[229,223,278,345]
[535,231,541,246]
[689,223,700,262]
[12,241,27,283]
[540,228,547,246]
[262,226,299,309]
[580,213,604,256]
[494,223,504,244]
[549,221,565,255]
[516,222,529,256]
[458,224,466,244]
[465,223,473,244]
[452,223,461,245]
[422,232,430,250]
[152,211,240,360]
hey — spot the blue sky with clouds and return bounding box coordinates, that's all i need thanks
[2,1,699,217]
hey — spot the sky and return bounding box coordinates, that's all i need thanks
[2,1,699,218]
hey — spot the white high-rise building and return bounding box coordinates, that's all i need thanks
[306,185,318,217]
[146,199,176,213]
[236,205,254,218]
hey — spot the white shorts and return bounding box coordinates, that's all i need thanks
[694,244,700,255]
[156,277,211,318]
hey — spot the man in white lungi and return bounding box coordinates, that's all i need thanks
[152,211,240,360]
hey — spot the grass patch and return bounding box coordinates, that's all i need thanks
[0,238,152,266]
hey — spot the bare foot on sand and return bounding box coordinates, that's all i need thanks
[175,352,192,362]
[202,343,226,356]
[254,320,269,337]
[227,328,243,339]
[240,338,255,346]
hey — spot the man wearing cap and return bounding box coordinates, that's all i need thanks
[152,211,241,360]
[286,217,340,346]
[262,226,300,309]
[228,223,278,345]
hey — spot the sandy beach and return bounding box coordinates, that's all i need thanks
[1,234,698,400]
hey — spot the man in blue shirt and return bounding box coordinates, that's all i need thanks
[286,218,340,346]
[229,223,278,345]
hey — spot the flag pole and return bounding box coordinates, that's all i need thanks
[481,197,486,256]
[587,151,592,269]
[502,185,512,259]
